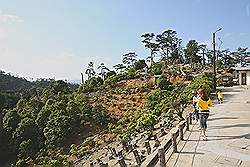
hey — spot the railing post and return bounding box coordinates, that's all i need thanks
[158,147,166,167]
[145,140,151,155]
[170,128,178,153]
[186,116,190,131]
[111,147,117,157]
[133,149,141,165]
[89,160,94,167]
[118,157,127,167]
[189,113,192,125]
[117,151,127,167]
[160,127,166,137]
[178,121,185,140]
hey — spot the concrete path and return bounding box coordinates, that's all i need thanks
[164,86,250,167]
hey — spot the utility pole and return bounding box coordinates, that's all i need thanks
[81,73,84,84]
[212,28,222,90]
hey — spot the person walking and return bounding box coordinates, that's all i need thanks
[217,90,223,104]
[197,89,213,140]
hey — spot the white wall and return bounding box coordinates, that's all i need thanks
[238,71,250,85]
[247,71,250,85]
[239,72,242,85]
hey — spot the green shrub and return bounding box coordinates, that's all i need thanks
[81,77,103,92]
[134,59,147,70]
[126,68,137,79]
[149,63,162,75]
[104,75,118,87]
[136,113,157,129]
[157,75,173,90]
[106,71,116,78]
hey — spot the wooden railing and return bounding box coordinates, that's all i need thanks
[84,112,194,167]
[140,112,193,167]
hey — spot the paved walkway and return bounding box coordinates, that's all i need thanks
[163,86,250,167]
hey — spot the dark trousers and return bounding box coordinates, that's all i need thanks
[218,98,223,104]
[199,112,209,129]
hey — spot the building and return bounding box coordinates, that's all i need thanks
[232,67,250,85]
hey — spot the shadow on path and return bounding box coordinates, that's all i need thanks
[210,123,250,129]
[208,133,250,140]
[185,133,250,142]
[178,151,204,155]
[218,87,244,93]
[208,117,238,121]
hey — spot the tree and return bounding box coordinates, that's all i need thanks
[122,52,137,67]
[231,47,250,67]
[85,62,96,80]
[184,40,201,67]
[156,30,181,64]
[105,71,116,78]
[141,33,158,66]
[198,44,207,66]
[113,64,126,74]
[13,117,40,158]
[3,109,21,133]
[134,59,147,70]
[206,50,213,64]
[169,40,183,64]
[97,63,110,79]
[219,49,236,68]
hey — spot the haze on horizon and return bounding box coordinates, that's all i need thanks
[0,0,250,83]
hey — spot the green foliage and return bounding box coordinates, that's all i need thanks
[0,92,19,110]
[3,109,21,133]
[18,139,35,159]
[149,63,162,75]
[141,82,154,89]
[85,62,96,80]
[0,71,32,92]
[232,47,250,67]
[87,104,111,125]
[81,77,103,92]
[146,90,171,115]
[1,79,113,166]
[106,71,116,78]
[215,60,223,69]
[122,52,137,67]
[126,68,137,79]
[157,75,173,90]
[136,113,157,129]
[184,40,201,66]
[104,75,118,87]
[187,73,213,96]
[134,59,147,70]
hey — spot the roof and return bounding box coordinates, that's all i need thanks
[232,67,250,71]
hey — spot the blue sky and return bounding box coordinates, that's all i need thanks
[0,0,250,82]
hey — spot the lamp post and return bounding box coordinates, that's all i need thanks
[212,28,222,90]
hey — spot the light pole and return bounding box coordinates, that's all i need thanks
[212,28,222,90]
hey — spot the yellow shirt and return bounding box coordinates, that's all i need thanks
[217,92,223,99]
[197,97,213,111]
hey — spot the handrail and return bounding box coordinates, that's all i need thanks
[141,111,193,167]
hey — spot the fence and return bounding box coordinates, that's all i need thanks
[76,111,194,167]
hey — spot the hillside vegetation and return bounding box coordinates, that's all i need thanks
[1,28,248,166]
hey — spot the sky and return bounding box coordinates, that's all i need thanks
[0,0,250,83]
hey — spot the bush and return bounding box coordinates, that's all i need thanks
[104,75,118,87]
[136,113,157,129]
[157,75,173,90]
[81,77,103,92]
[134,59,147,70]
[149,63,162,75]
[106,71,116,78]
[126,68,137,79]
